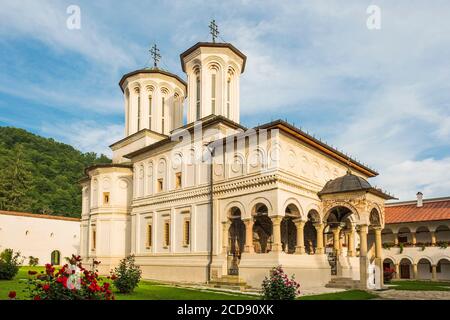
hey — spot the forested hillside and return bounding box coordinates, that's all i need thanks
[0,127,111,218]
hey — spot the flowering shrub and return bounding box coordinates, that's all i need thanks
[261,265,300,300]
[383,267,396,283]
[25,255,114,300]
[111,255,141,294]
[8,291,16,300]
[0,249,23,280]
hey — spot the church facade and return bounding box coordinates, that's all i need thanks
[79,39,395,290]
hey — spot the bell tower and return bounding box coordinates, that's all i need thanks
[180,22,246,124]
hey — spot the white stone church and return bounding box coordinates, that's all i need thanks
[79,37,396,290]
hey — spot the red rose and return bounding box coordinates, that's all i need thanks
[8,291,16,299]
[43,284,50,291]
[34,295,41,300]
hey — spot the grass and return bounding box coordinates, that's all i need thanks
[0,266,42,300]
[388,280,450,291]
[298,290,378,300]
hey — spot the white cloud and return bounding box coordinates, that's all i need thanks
[40,121,123,156]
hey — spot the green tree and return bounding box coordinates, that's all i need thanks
[0,144,33,211]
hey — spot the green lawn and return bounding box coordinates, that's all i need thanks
[388,280,450,291]
[1,267,381,300]
[298,290,377,300]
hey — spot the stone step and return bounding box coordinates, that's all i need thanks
[326,277,360,289]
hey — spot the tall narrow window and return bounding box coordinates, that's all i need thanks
[161,97,165,133]
[137,95,141,131]
[183,219,190,246]
[103,192,110,205]
[196,75,201,120]
[92,229,96,251]
[211,74,216,114]
[164,220,170,247]
[148,95,152,130]
[147,224,152,248]
[227,79,231,118]
[157,178,163,192]
[175,172,182,189]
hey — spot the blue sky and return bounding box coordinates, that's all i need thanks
[1,0,450,200]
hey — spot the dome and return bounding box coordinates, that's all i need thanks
[318,171,372,196]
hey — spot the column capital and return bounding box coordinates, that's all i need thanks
[270,215,283,225]
[293,218,306,226]
[357,224,369,233]
[242,217,254,223]
[313,222,324,230]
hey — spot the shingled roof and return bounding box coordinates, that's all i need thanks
[385,197,450,223]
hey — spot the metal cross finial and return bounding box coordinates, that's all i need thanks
[150,44,161,68]
[209,20,219,43]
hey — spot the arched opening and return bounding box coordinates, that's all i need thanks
[227,207,245,275]
[415,226,431,244]
[399,258,412,279]
[381,228,395,245]
[304,209,320,254]
[325,206,355,275]
[383,258,395,283]
[437,258,450,280]
[397,227,412,244]
[417,258,432,280]
[51,250,61,266]
[368,208,382,252]
[252,204,273,253]
[435,225,450,242]
[281,204,300,254]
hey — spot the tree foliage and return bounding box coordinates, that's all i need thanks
[0,126,111,217]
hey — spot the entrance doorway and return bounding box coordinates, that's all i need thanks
[400,259,412,279]
[227,208,245,275]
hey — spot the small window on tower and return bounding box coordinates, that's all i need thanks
[92,229,97,251]
[175,172,182,189]
[157,178,164,192]
[103,192,110,205]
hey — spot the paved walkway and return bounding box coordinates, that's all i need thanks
[375,290,450,300]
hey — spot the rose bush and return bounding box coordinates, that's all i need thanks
[25,255,114,300]
[111,255,141,294]
[261,265,300,300]
[383,267,396,283]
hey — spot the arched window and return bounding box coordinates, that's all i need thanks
[137,95,141,131]
[161,96,165,133]
[51,250,61,265]
[226,78,231,118]
[196,75,201,120]
[211,73,216,114]
[148,95,152,130]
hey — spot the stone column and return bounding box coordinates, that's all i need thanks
[271,216,282,252]
[314,223,325,254]
[412,263,418,279]
[395,263,400,279]
[374,227,383,258]
[431,265,437,281]
[358,224,369,289]
[431,231,436,245]
[294,219,305,254]
[243,218,254,253]
[411,232,417,246]
[222,221,230,253]
[347,227,355,257]
[332,226,342,255]
[393,233,399,246]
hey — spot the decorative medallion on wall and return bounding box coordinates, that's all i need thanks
[249,150,262,168]
[119,179,128,189]
[301,155,308,174]
[288,149,296,168]
[231,156,243,173]
[172,153,182,170]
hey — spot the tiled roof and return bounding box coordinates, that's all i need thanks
[385,198,450,223]
[0,210,80,222]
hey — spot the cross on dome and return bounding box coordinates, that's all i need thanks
[209,20,219,43]
[150,44,161,68]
